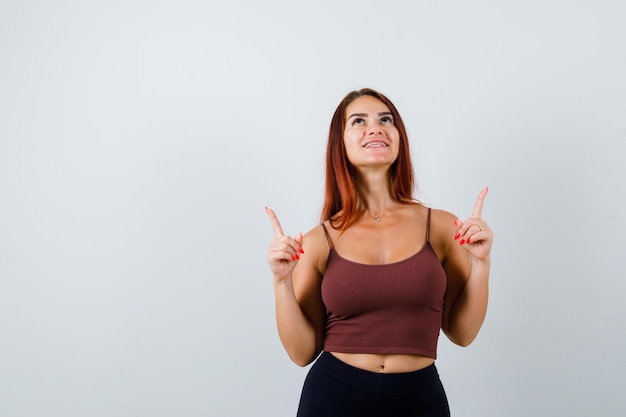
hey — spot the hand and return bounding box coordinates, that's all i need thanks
[454,187,493,262]
[266,207,304,282]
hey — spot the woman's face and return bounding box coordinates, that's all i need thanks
[343,95,400,169]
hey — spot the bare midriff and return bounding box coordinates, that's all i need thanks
[330,352,435,374]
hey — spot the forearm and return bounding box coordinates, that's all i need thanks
[273,278,319,366]
[446,257,490,346]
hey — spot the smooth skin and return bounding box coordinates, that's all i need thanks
[266,96,493,373]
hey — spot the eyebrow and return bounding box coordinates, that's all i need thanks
[347,111,393,119]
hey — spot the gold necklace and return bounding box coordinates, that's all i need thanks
[368,209,384,222]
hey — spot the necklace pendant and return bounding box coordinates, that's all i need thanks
[374,215,381,222]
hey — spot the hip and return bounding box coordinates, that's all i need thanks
[297,352,450,417]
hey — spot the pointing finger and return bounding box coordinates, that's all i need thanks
[471,187,488,219]
[265,206,285,238]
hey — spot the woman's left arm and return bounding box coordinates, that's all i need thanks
[441,187,494,347]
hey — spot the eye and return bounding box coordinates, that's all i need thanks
[351,118,365,126]
[381,116,394,124]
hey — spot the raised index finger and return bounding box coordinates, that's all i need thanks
[471,187,488,218]
[265,207,285,237]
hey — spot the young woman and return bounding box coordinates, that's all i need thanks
[266,88,493,417]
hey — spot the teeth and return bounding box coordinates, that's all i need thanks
[364,142,387,148]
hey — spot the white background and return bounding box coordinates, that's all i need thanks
[1,1,625,416]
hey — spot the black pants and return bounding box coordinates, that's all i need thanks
[297,352,450,417]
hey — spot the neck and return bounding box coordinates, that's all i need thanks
[356,172,394,219]
[352,164,399,223]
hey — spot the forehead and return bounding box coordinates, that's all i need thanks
[345,95,391,116]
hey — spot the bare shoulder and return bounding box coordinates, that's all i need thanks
[430,207,458,227]
[427,208,459,261]
[300,222,332,276]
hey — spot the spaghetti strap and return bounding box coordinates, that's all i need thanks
[321,223,334,249]
[425,207,432,242]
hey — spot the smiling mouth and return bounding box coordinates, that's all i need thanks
[363,142,388,148]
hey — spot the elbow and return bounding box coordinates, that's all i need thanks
[289,352,318,367]
[454,336,475,348]
[287,346,321,367]
[292,357,314,367]
[444,328,478,348]
[282,333,324,367]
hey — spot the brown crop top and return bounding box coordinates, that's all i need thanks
[320,208,447,358]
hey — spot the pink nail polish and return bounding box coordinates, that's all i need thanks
[454,233,460,240]
[467,237,471,244]
[298,247,305,254]
[291,255,296,261]
[460,239,465,245]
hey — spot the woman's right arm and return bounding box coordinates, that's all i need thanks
[266,208,326,366]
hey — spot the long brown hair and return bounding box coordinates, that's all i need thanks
[321,88,416,230]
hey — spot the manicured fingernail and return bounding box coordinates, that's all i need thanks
[460,239,465,245]
[454,233,460,240]
[454,219,460,226]
[298,247,305,254]
[467,237,471,244]
[291,255,296,261]
[295,254,300,260]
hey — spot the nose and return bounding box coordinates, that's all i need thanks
[367,122,382,135]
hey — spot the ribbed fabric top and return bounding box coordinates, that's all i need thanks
[320,209,447,358]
